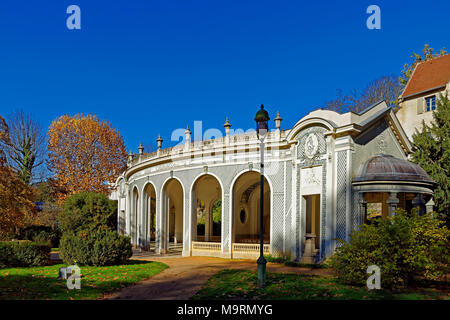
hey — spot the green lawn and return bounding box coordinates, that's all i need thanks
[0,260,168,300]
[192,269,449,300]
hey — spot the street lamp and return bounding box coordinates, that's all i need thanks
[254,104,270,288]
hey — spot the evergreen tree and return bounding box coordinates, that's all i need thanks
[411,94,450,224]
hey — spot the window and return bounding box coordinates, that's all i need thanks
[239,209,246,224]
[366,203,382,221]
[425,95,436,112]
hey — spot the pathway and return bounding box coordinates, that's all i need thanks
[103,255,332,300]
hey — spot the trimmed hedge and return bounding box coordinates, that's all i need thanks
[59,230,132,266]
[0,241,51,268]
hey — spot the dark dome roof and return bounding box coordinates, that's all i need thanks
[353,154,435,184]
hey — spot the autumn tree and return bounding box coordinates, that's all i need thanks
[399,44,447,86]
[2,110,47,184]
[0,116,10,162]
[48,114,127,201]
[0,115,36,235]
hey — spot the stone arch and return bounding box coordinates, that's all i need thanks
[132,186,139,246]
[159,176,185,254]
[142,181,157,250]
[230,169,272,249]
[190,173,223,245]
[286,117,335,143]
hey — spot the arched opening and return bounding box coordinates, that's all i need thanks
[161,178,184,254]
[143,183,156,250]
[192,174,222,243]
[132,187,139,247]
[232,171,270,258]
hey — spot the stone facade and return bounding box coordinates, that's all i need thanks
[113,101,420,262]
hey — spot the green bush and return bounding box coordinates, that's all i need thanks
[58,192,117,235]
[329,209,450,290]
[0,241,51,268]
[19,225,61,248]
[59,230,132,266]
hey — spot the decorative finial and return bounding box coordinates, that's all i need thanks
[224,117,232,136]
[224,117,231,128]
[156,134,163,149]
[138,142,144,154]
[274,111,283,130]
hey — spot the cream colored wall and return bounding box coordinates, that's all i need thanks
[397,85,449,141]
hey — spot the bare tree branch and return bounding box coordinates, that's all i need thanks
[3,110,47,184]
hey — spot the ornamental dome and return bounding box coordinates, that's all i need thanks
[353,154,435,185]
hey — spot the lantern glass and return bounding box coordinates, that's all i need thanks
[256,121,268,140]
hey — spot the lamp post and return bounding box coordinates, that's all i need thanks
[254,104,270,288]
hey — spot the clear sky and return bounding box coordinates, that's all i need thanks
[0,0,448,152]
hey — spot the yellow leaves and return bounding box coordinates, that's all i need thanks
[0,163,36,232]
[48,114,127,202]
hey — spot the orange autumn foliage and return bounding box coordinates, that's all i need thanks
[0,116,36,234]
[48,114,127,202]
[0,162,36,233]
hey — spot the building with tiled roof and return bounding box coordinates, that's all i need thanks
[397,54,450,141]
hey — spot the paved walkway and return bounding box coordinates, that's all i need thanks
[103,255,332,300]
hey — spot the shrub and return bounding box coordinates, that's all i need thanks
[19,225,61,248]
[0,231,14,241]
[58,192,117,235]
[329,209,450,290]
[0,241,50,268]
[59,230,132,266]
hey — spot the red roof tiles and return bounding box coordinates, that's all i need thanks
[402,54,450,98]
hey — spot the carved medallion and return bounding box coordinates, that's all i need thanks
[377,133,387,154]
[304,133,319,159]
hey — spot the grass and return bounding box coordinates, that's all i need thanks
[264,255,329,269]
[0,260,168,300]
[192,269,449,300]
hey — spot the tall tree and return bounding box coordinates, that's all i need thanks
[324,89,359,114]
[323,75,402,113]
[358,75,403,110]
[0,162,36,234]
[0,116,36,234]
[399,44,447,86]
[48,114,127,201]
[411,94,450,224]
[3,111,47,184]
[0,116,10,163]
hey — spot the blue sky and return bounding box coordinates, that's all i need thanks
[0,0,448,152]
